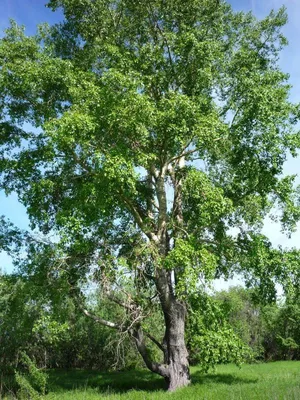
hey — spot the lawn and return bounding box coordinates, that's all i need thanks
[3,362,300,399]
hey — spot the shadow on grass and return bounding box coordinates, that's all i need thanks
[192,371,258,386]
[47,367,258,395]
[47,368,166,393]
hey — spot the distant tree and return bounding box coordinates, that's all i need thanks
[215,287,300,362]
[262,302,300,361]
[1,0,300,390]
[0,274,40,371]
[216,287,263,357]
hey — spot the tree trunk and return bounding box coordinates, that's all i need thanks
[150,265,191,391]
[164,299,190,391]
[132,279,190,391]
[132,299,190,391]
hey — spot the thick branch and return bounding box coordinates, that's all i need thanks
[157,171,168,243]
[120,191,158,242]
[155,268,173,310]
[172,156,185,232]
[82,308,121,329]
[167,148,198,165]
[132,325,169,378]
[144,331,165,353]
[121,194,145,228]
[146,172,154,220]
[106,293,135,311]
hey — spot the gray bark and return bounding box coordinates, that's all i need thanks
[162,294,190,391]
[127,166,191,391]
[132,294,190,391]
[152,269,190,391]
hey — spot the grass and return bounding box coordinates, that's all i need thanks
[3,361,300,399]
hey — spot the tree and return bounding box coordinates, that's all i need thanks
[216,286,263,358]
[1,0,300,391]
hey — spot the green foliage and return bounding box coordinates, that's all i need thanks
[182,169,233,231]
[15,373,40,400]
[15,352,48,399]
[186,292,251,371]
[0,274,41,372]
[215,287,300,362]
[1,0,300,382]
[32,315,69,345]
[216,287,264,358]
[0,0,299,296]
[261,302,300,360]
[0,273,143,373]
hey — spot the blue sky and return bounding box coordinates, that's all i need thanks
[0,0,300,276]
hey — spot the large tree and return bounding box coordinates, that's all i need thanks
[1,0,300,391]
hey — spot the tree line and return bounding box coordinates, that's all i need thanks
[1,272,300,376]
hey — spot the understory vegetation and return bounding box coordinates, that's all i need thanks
[2,273,300,398]
[2,362,300,399]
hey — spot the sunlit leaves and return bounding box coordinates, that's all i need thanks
[187,292,251,370]
[0,0,300,316]
[183,168,233,231]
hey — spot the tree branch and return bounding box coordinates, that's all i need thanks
[144,331,165,353]
[167,148,198,166]
[106,293,135,311]
[119,191,158,242]
[131,325,169,378]
[82,308,121,330]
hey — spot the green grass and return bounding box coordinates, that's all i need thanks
[3,362,300,399]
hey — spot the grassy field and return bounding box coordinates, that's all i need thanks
[3,361,300,399]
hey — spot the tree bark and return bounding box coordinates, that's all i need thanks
[163,298,190,391]
[132,296,190,391]
[150,268,191,391]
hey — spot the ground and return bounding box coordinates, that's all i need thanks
[3,361,300,399]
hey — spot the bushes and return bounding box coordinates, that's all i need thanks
[0,274,141,372]
[0,352,48,399]
[186,292,252,370]
[16,352,48,397]
[215,287,300,362]
[3,270,300,379]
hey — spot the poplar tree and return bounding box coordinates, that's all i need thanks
[1,0,300,390]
